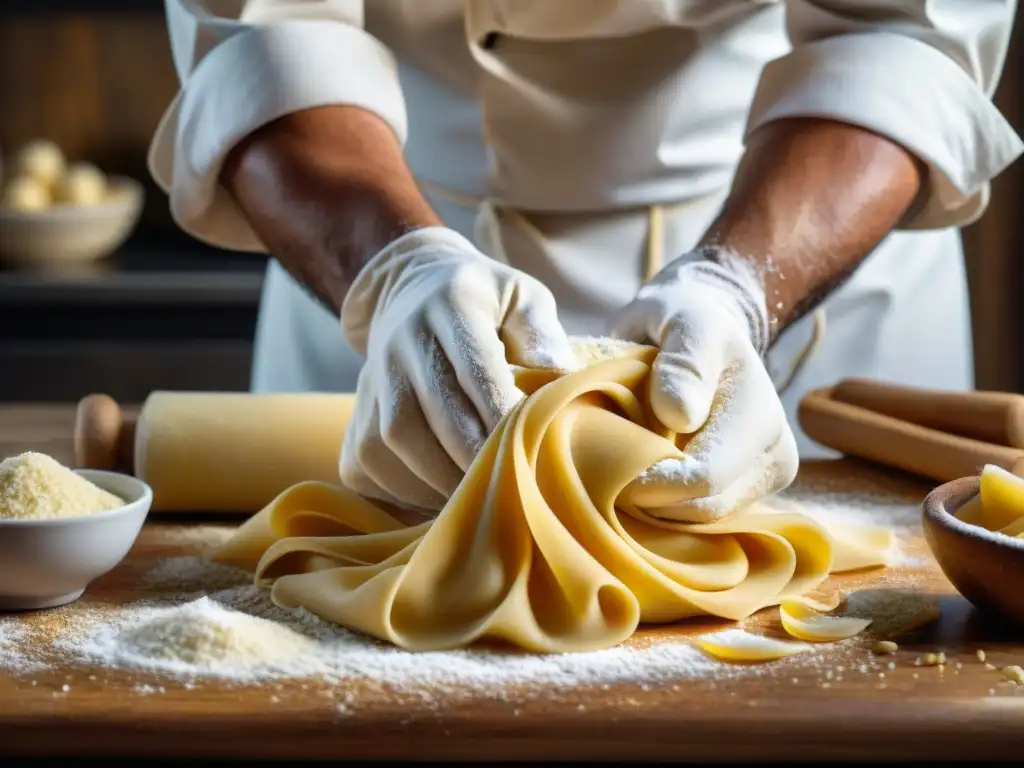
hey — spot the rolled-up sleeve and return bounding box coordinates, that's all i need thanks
[746,0,1023,230]
[149,0,407,251]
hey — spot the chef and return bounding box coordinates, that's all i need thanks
[149,1,1022,519]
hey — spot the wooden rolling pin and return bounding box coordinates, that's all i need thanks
[799,387,1024,484]
[830,378,1024,448]
[75,392,356,513]
[80,382,1021,511]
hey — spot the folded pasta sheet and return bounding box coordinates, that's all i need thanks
[215,343,893,653]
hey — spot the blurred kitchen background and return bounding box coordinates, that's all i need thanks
[1,1,1022,403]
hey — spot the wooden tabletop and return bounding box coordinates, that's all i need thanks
[1,403,1023,762]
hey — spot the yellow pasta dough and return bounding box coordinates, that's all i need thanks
[214,343,893,654]
[970,463,1024,537]
[691,630,812,662]
[779,597,873,642]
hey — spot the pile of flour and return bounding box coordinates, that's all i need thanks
[0,557,727,690]
[774,485,926,567]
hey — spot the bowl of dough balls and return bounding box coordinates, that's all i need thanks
[0,139,144,269]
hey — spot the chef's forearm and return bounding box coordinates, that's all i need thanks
[699,117,924,342]
[221,105,441,314]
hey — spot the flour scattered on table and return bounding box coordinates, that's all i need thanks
[0,618,44,672]
[156,525,236,549]
[51,582,727,690]
[1,481,928,699]
[142,556,252,594]
[843,586,942,639]
[3,569,872,699]
[774,488,926,566]
[0,620,27,664]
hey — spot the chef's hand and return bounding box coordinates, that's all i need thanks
[339,226,578,511]
[608,246,798,522]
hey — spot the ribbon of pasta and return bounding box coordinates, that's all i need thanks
[215,344,891,653]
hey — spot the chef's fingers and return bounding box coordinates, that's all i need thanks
[604,295,659,345]
[501,287,580,372]
[339,379,407,505]
[653,430,799,522]
[339,367,449,512]
[429,301,526,432]
[399,323,488,475]
[668,350,798,520]
[647,312,732,435]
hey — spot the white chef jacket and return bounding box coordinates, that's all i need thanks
[148,0,1023,457]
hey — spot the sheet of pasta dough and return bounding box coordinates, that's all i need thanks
[215,341,893,653]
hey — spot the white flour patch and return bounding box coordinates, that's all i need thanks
[0,619,26,663]
[635,456,702,485]
[774,488,926,567]
[569,336,648,366]
[0,617,44,673]
[141,555,253,594]
[0,556,871,697]
[154,525,235,549]
[47,581,727,690]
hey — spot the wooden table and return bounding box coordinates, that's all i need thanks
[1,404,1022,762]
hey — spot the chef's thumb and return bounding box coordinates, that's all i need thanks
[502,293,580,372]
[649,335,728,435]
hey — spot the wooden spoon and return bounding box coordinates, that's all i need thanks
[922,476,1024,627]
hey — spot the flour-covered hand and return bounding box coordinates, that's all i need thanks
[339,227,577,511]
[608,246,798,522]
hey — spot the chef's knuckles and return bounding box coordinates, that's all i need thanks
[609,249,798,516]
[338,227,580,508]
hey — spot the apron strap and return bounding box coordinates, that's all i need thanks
[645,204,665,280]
[775,309,827,395]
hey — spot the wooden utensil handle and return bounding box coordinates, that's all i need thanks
[831,378,1024,448]
[73,393,136,473]
[78,384,1024,485]
[798,387,1024,483]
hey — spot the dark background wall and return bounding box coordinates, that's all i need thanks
[1,1,222,244]
[1,1,1022,400]
[0,1,267,401]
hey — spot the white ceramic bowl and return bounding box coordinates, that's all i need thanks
[0,469,152,611]
[0,176,144,270]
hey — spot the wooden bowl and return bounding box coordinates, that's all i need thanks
[0,176,144,270]
[922,476,1024,626]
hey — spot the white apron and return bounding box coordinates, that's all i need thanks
[251,0,977,458]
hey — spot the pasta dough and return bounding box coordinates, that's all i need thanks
[779,597,873,642]
[692,630,811,662]
[964,463,1024,536]
[215,342,893,654]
